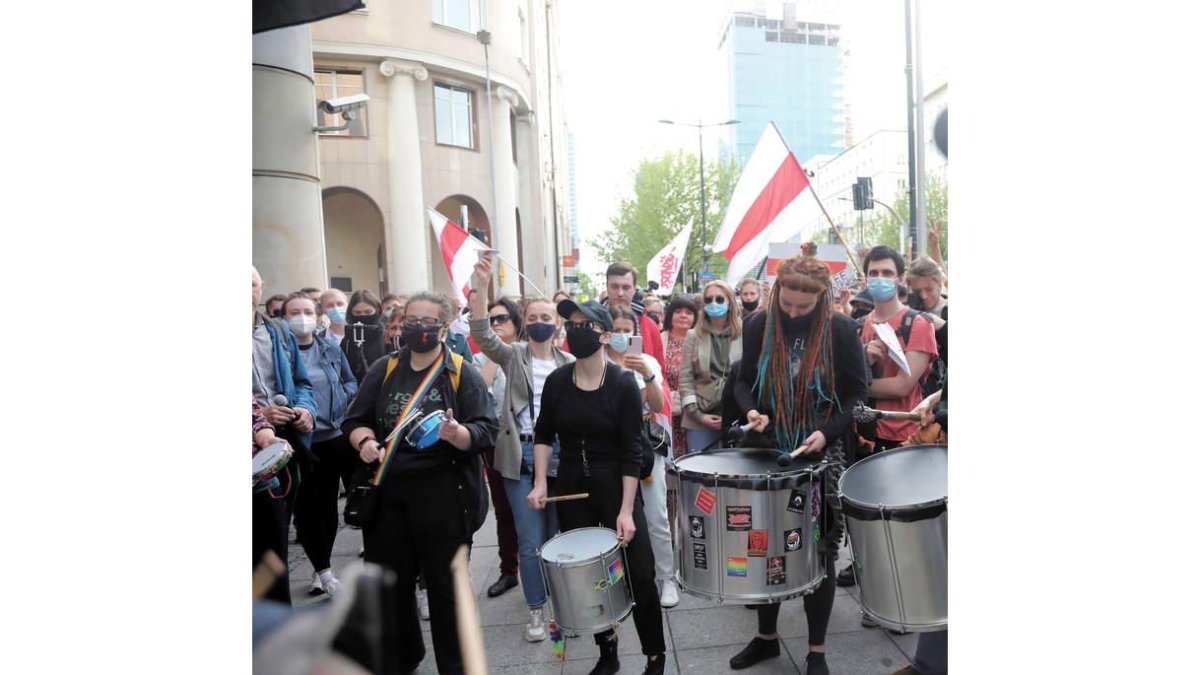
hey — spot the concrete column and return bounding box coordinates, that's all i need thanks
[514,110,543,295]
[252,25,327,298]
[379,59,430,294]
[490,86,522,297]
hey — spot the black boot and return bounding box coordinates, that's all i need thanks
[836,565,856,587]
[587,635,620,675]
[642,653,666,675]
[805,651,830,675]
[729,637,780,670]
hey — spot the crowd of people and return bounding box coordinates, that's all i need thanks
[251,239,949,675]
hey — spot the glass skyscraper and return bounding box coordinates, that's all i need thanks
[719,4,846,168]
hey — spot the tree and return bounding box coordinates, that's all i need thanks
[589,151,739,293]
[856,174,948,262]
[576,272,599,302]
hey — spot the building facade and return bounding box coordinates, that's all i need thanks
[718,0,846,169]
[254,0,572,301]
[797,129,909,245]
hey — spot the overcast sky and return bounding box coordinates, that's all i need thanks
[555,0,948,281]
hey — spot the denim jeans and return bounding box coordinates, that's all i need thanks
[501,440,559,609]
[913,629,947,675]
[686,426,722,453]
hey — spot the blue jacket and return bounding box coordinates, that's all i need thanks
[309,334,359,430]
[260,315,318,451]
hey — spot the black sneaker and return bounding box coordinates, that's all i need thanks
[729,637,780,670]
[836,565,857,587]
[805,652,830,675]
[487,574,519,598]
[642,654,666,675]
[587,637,620,675]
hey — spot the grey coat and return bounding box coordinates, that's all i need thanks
[469,317,575,480]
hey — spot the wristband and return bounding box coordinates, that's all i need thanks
[642,373,656,383]
[356,435,377,450]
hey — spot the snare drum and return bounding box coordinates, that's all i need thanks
[674,448,827,604]
[839,444,947,633]
[538,528,633,635]
[252,441,293,492]
[404,410,446,449]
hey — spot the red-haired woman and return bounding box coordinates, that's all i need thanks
[727,254,870,675]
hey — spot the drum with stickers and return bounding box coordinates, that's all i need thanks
[252,440,293,493]
[538,527,633,635]
[674,448,827,603]
[838,444,947,633]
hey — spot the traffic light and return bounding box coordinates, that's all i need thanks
[855,176,874,210]
[851,182,866,211]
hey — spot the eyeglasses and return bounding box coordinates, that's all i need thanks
[402,317,443,328]
[489,314,511,325]
[703,295,727,304]
[565,320,599,331]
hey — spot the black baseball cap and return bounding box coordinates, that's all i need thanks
[851,289,875,308]
[557,299,613,331]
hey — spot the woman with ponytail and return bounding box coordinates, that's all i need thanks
[726,251,870,675]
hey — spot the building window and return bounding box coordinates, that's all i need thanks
[434,83,475,148]
[432,0,480,33]
[314,68,367,137]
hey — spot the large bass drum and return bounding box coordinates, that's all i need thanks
[839,444,947,633]
[674,448,827,603]
[538,527,633,635]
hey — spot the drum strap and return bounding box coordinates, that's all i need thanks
[373,357,446,486]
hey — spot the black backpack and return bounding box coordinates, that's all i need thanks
[893,309,946,400]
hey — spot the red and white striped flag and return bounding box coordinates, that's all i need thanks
[645,223,693,296]
[711,123,821,282]
[427,207,490,307]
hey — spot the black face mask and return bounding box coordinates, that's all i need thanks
[850,307,871,321]
[565,326,603,358]
[401,325,442,353]
[742,299,759,313]
[351,313,380,326]
[780,311,814,335]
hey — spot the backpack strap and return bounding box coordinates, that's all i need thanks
[381,348,464,393]
[896,309,921,346]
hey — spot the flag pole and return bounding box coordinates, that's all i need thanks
[806,189,865,278]
[489,251,546,297]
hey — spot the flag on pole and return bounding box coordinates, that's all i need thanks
[711,123,821,283]
[645,224,693,296]
[428,207,491,307]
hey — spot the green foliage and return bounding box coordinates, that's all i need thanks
[858,175,948,260]
[589,151,739,292]
[576,273,599,302]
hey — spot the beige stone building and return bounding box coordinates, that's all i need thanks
[254,0,572,301]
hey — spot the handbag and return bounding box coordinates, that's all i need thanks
[639,413,667,479]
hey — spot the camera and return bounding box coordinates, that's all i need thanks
[318,93,370,116]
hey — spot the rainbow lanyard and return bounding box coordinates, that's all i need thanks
[372,358,445,486]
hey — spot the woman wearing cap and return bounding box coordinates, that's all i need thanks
[469,256,575,642]
[526,298,666,675]
[724,254,870,675]
[678,280,743,452]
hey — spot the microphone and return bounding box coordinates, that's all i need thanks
[852,403,920,423]
[272,394,298,422]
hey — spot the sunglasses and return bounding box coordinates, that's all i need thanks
[402,317,443,328]
[565,320,599,331]
[489,313,512,325]
[703,295,727,304]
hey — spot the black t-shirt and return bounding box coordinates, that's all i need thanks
[534,363,645,478]
[734,311,870,447]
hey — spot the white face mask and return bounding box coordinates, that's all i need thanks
[288,314,317,337]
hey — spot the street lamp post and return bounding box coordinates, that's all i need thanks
[839,196,907,258]
[659,118,740,287]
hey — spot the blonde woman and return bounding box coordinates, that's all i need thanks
[678,280,743,451]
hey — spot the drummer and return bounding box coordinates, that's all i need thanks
[729,252,870,675]
[527,298,667,675]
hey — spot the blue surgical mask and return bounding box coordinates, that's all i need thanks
[526,322,556,344]
[326,307,347,325]
[609,332,631,353]
[704,301,729,318]
[867,277,897,302]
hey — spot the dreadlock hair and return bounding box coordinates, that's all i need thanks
[754,251,841,451]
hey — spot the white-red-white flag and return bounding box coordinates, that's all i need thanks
[645,223,693,296]
[711,123,821,282]
[427,207,490,307]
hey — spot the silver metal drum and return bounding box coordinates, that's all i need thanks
[538,527,633,635]
[839,444,947,633]
[674,448,827,604]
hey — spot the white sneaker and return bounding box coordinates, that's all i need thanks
[308,572,325,596]
[321,573,342,599]
[416,588,430,621]
[525,607,547,642]
[659,579,680,608]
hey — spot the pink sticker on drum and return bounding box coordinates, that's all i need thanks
[726,506,752,531]
[810,483,822,521]
[695,487,717,516]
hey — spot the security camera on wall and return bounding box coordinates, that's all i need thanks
[319,93,370,117]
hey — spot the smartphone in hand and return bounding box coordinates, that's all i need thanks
[629,335,643,356]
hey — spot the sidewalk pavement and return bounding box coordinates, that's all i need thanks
[287,502,919,674]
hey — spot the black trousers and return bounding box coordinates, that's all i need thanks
[363,470,473,675]
[754,553,836,646]
[555,460,666,656]
[252,461,299,605]
[293,435,356,572]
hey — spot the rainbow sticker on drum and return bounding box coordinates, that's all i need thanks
[727,557,748,577]
[606,558,624,585]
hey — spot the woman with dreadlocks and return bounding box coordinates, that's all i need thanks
[726,251,870,675]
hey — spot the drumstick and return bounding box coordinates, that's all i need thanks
[852,403,921,423]
[538,492,589,504]
[451,545,488,675]
[252,550,286,601]
[776,443,814,468]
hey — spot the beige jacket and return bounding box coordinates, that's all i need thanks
[678,328,742,431]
